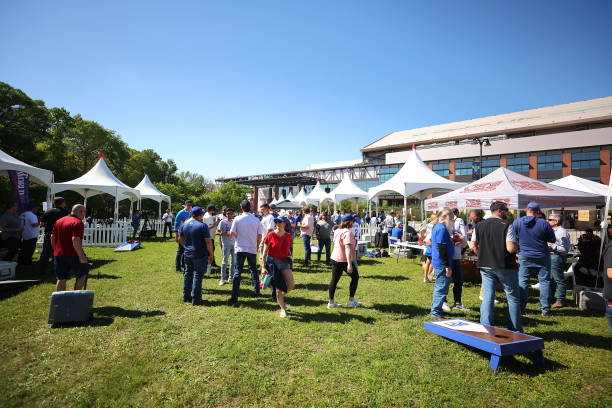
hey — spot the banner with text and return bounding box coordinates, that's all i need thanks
[8,170,30,213]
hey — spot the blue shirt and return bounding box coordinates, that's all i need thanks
[431,222,453,269]
[391,227,403,240]
[512,216,555,258]
[180,219,210,259]
[131,213,140,228]
[174,208,191,231]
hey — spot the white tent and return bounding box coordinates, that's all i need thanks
[0,148,54,201]
[293,188,308,205]
[550,175,611,197]
[285,191,295,201]
[51,156,140,218]
[325,172,368,212]
[306,181,328,208]
[367,148,466,231]
[134,173,171,216]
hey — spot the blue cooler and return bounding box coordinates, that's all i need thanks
[48,290,94,324]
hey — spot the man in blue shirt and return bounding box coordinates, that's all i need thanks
[391,222,403,240]
[174,200,193,272]
[179,206,213,305]
[513,202,556,316]
[430,207,454,318]
[131,210,140,240]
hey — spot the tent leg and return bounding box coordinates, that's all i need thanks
[403,196,407,242]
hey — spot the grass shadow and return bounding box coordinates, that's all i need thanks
[530,330,612,350]
[94,306,166,319]
[362,274,410,281]
[467,347,567,375]
[371,303,430,318]
[289,310,376,324]
[356,258,382,265]
[294,282,329,291]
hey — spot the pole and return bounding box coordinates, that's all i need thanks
[479,142,483,179]
[403,196,407,241]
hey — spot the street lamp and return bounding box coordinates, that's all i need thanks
[472,137,491,178]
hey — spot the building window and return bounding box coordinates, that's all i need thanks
[378,166,399,183]
[507,157,530,173]
[537,154,562,171]
[482,159,500,175]
[572,151,600,169]
[432,163,449,177]
[454,162,472,176]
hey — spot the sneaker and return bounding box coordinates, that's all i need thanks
[424,277,428,283]
[442,302,451,313]
[346,299,362,308]
[531,282,540,290]
[327,302,342,309]
[280,309,287,318]
[541,311,552,317]
[551,301,563,308]
[453,303,469,312]
[478,295,499,304]
[218,280,225,286]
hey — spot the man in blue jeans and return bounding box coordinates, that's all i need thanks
[179,206,213,305]
[174,200,193,272]
[430,207,454,318]
[299,207,314,267]
[513,202,556,316]
[470,201,522,332]
[547,213,570,308]
[227,200,264,303]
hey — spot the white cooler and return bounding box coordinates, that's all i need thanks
[0,261,17,281]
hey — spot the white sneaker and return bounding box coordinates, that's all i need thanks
[218,280,225,286]
[453,303,469,312]
[442,302,451,313]
[327,302,342,309]
[346,299,362,308]
[424,277,428,283]
[280,309,287,318]
[531,282,540,290]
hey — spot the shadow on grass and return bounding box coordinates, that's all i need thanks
[356,258,382,265]
[289,310,376,324]
[371,303,430,318]
[530,330,612,350]
[51,307,165,328]
[294,282,329,291]
[467,347,567,375]
[362,275,410,281]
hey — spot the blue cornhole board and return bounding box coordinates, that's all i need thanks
[114,241,141,252]
[424,319,545,371]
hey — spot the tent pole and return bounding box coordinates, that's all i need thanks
[403,196,407,242]
[158,201,161,218]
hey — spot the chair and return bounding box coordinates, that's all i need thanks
[388,236,410,263]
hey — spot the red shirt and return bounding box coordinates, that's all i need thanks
[264,231,292,260]
[52,215,84,257]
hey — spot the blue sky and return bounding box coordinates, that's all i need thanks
[1,1,611,181]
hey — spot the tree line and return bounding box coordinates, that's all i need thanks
[0,81,250,218]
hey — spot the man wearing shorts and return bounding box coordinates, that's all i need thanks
[51,204,89,292]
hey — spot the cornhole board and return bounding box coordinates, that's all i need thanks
[424,319,544,371]
[114,241,141,252]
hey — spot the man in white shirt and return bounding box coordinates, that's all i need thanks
[162,209,173,239]
[203,204,220,275]
[228,200,264,303]
[298,207,314,267]
[18,203,40,265]
[447,208,468,312]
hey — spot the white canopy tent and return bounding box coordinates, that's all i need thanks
[133,173,171,217]
[0,148,54,201]
[368,148,466,233]
[305,180,328,209]
[323,172,369,212]
[292,188,309,205]
[550,175,612,197]
[51,156,140,219]
[285,191,295,202]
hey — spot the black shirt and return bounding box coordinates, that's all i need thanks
[41,207,69,236]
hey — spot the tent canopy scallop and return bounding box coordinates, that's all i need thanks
[0,148,53,187]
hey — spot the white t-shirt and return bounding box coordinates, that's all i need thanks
[231,212,264,254]
[21,211,39,240]
[203,212,218,234]
[162,212,173,223]
[260,214,275,236]
[453,217,467,260]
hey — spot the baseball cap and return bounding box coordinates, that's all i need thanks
[274,216,288,223]
[526,202,540,212]
[191,206,204,217]
[341,214,354,222]
[207,204,217,212]
[184,199,194,206]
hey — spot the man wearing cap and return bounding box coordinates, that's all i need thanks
[513,202,556,316]
[18,203,40,265]
[39,197,69,274]
[174,200,193,273]
[298,207,315,267]
[228,199,264,303]
[316,212,334,264]
[179,206,213,305]
[547,213,570,308]
[203,204,220,275]
[470,201,522,332]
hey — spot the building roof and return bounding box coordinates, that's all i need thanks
[362,96,612,153]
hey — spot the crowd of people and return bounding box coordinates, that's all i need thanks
[1,195,611,330]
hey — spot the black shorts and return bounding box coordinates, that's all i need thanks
[421,254,432,263]
[55,256,89,281]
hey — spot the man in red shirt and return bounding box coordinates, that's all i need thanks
[51,204,89,291]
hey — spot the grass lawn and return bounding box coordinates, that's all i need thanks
[1,236,611,407]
